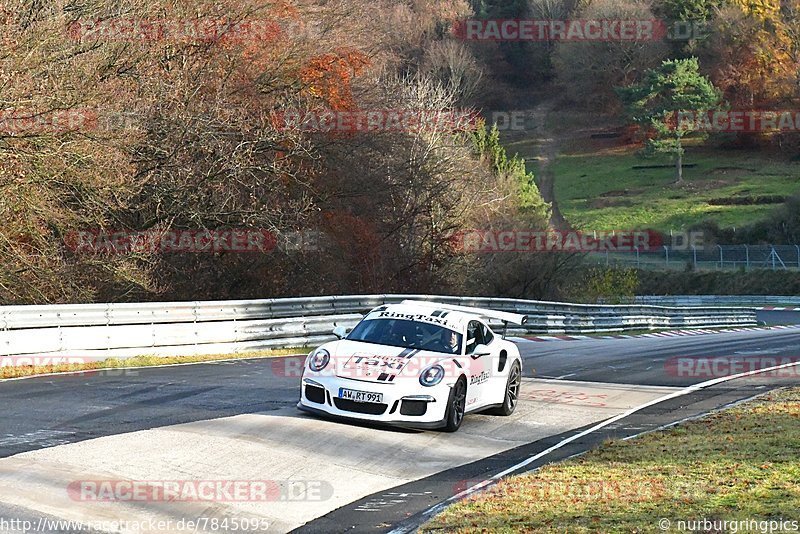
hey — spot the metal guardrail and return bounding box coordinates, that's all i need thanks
[635,296,800,307]
[0,295,758,361]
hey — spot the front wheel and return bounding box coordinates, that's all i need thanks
[489,361,521,416]
[442,377,467,432]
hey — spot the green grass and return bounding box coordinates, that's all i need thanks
[423,387,800,533]
[0,347,309,379]
[547,147,800,232]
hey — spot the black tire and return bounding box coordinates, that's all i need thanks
[488,361,521,416]
[442,377,467,432]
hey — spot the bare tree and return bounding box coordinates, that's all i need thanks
[421,40,485,105]
[552,0,669,110]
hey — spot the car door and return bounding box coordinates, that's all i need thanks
[464,320,494,409]
[477,321,508,405]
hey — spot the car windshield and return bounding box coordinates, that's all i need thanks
[347,318,463,354]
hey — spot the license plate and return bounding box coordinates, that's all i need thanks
[338,388,383,404]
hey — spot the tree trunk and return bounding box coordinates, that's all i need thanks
[675,150,683,183]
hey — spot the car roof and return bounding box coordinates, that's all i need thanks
[362,303,481,332]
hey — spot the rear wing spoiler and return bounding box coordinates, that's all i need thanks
[400,300,528,326]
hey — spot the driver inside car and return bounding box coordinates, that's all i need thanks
[465,324,480,353]
[434,329,460,354]
[386,320,417,346]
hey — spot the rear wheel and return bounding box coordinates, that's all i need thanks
[489,361,521,416]
[443,377,467,432]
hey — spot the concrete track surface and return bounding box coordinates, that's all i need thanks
[0,316,798,533]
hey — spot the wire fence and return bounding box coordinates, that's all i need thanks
[587,245,800,271]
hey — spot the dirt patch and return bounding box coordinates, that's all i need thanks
[679,179,736,192]
[566,143,638,157]
[600,189,645,197]
[588,198,635,209]
[707,195,787,206]
[708,166,756,177]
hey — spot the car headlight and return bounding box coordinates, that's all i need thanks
[419,365,445,387]
[308,349,330,372]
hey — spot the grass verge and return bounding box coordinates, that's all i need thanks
[552,147,800,232]
[422,387,800,533]
[0,347,309,379]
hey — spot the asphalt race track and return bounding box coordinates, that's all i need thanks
[757,309,800,325]
[1,316,799,533]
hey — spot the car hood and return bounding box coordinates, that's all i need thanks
[327,340,458,383]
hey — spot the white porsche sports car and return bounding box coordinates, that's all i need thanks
[297,300,526,431]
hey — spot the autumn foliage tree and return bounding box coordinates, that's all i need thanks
[0,0,552,303]
[699,0,797,108]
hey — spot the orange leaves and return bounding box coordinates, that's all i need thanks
[299,49,371,110]
[711,0,795,106]
[268,0,301,21]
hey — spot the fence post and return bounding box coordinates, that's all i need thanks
[193,301,199,348]
[745,245,749,271]
[692,245,697,269]
[664,245,669,268]
[105,303,112,352]
[57,310,63,353]
[718,245,723,269]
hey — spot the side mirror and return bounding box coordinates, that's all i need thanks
[332,326,348,339]
[471,344,491,357]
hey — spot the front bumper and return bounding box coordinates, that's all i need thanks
[297,375,451,429]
